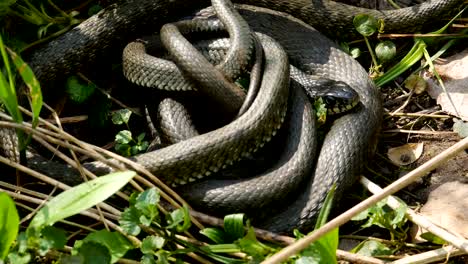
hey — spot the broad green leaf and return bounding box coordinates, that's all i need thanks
[200,227,227,244]
[353,14,378,37]
[29,171,136,230]
[6,46,43,127]
[141,254,156,264]
[295,236,337,264]
[115,130,132,144]
[224,214,245,241]
[77,230,134,263]
[37,226,66,256]
[352,240,392,257]
[66,76,96,103]
[0,192,19,260]
[155,251,170,264]
[237,227,272,261]
[6,252,31,264]
[390,199,408,227]
[294,228,338,264]
[111,109,132,125]
[316,228,338,262]
[375,41,396,62]
[76,242,111,264]
[114,143,131,157]
[134,188,159,221]
[166,205,191,232]
[141,236,165,254]
[119,206,141,236]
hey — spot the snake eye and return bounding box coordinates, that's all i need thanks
[322,96,336,105]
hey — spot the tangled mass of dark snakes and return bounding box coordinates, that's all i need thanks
[6,0,465,233]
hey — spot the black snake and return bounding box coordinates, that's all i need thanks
[7,0,464,233]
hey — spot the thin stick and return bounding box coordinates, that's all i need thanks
[383,129,457,135]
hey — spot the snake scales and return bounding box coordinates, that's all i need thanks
[8,0,464,233]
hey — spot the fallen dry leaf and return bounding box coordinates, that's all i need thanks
[387,143,424,166]
[411,181,468,243]
[424,48,468,121]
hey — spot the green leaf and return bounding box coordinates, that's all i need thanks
[353,14,378,37]
[57,255,83,263]
[237,227,272,261]
[0,0,16,11]
[352,240,392,257]
[14,4,47,25]
[420,232,447,245]
[115,130,132,144]
[315,185,335,229]
[296,233,337,264]
[37,23,53,39]
[76,241,111,264]
[88,4,102,16]
[16,232,27,254]
[66,76,96,103]
[375,41,396,62]
[350,47,361,59]
[134,188,159,221]
[0,35,22,123]
[314,98,327,125]
[111,109,132,125]
[39,226,66,254]
[166,205,191,233]
[224,214,245,241]
[141,254,156,264]
[0,192,19,260]
[374,38,426,87]
[141,236,165,254]
[200,227,227,244]
[29,171,135,231]
[114,143,131,157]
[6,252,31,264]
[6,47,42,128]
[77,230,134,263]
[201,243,241,254]
[119,207,141,236]
[351,209,369,221]
[390,199,407,228]
[155,251,170,264]
[137,141,149,152]
[136,132,146,143]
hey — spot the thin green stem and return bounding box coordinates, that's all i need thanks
[19,24,73,53]
[363,36,380,74]
[385,0,401,9]
[21,0,52,23]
